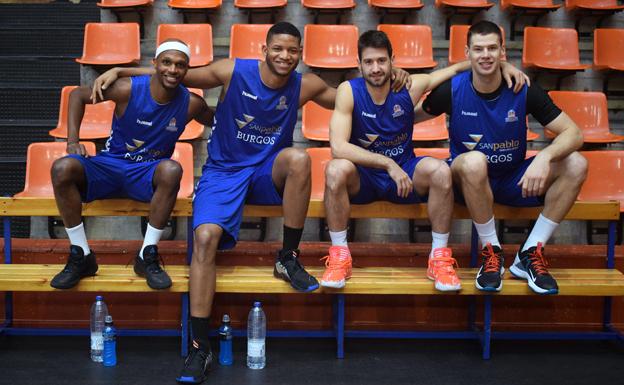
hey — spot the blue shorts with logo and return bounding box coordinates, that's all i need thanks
[193,151,282,250]
[67,154,162,203]
[450,156,544,207]
[351,156,427,204]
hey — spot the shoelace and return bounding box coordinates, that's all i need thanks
[527,242,549,276]
[430,256,459,274]
[481,243,502,273]
[320,249,351,271]
[144,253,166,273]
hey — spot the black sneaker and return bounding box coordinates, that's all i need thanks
[50,245,98,289]
[176,345,213,384]
[475,243,505,292]
[509,242,559,295]
[134,245,172,290]
[274,249,319,292]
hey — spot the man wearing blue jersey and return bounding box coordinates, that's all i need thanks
[50,40,213,291]
[419,21,587,295]
[93,22,411,384]
[322,30,528,292]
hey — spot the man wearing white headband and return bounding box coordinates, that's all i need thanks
[92,23,412,384]
[50,39,213,293]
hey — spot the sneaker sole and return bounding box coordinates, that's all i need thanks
[426,275,461,292]
[50,265,99,289]
[509,263,558,295]
[273,268,320,293]
[320,279,346,289]
[475,267,505,292]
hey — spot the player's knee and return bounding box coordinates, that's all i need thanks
[564,152,588,183]
[51,157,81,186]
[456,152,488,181]
[430,160,452,191]
[193,227,219,265]
[325,160,351,193]
[159,160,183,181]
[287,149,310,175]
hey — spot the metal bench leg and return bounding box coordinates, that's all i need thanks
[333,294,345,359]
[181,293,189,357]
[2,217,12,332]
[482,295,492,360]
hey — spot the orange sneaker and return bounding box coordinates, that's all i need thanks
[320,246,352,288]
[427,247,461,291]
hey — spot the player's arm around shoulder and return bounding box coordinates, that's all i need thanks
[300,72,336,109]
[329,81,354,159]
[183,58,235,91]
[187,92,214,126]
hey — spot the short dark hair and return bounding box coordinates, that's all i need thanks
[266,22,301,45]
[467,20,503,47]
[358,30,393,60]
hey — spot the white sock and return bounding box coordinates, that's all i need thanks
[430,231,450,257]
[65,222,90,255]
[329,229,348,247]
[522,214,559,252]
[139,223,164,259]
[474,217,501,248]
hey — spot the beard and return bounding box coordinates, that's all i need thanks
[363,71,391,88]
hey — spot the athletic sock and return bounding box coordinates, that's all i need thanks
[65,222,91,255]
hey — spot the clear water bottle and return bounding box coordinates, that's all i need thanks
[247,301,266,369]
[218,314,233,366]
[90,295,108,362]
[103,315,117,367]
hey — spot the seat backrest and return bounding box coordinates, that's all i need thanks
[436,0,493,8]
[377,24,436,69]
[179,88,206,141]
[157,24,213,67]
[97,0,153,7]
[15,142,97,198]
[578,151,624,211]
[369,0,423,8]
[167,0,222,9]
[50,86,114,139]
[76,23,141,65]
[301,0,356,8]
[449,24,506,64]
[307,147,332,200]
[500,0,559,10]
[593,28,624,69]
[171,142,195,198]
[548,91,610,133]
[303,24,359,69]
[235,0,286,7]
[522,27,582,67]
[566,0,622,10]
[229,24,272,60]
[414,147,450,159]
[302,101,332,141]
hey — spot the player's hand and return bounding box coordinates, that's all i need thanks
[91,68,120,103]
[388,161,413,198]
[66,142,89,157]
[391,68,412,92]
[518,153,550,198]
[501,62,531,93]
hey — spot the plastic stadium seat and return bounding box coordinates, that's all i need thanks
[229,24,272,60]
[307,147,332,200]
[14,142,97,198]
[49,86,114,140]
[179,88,207,141]
[414,147,450,159]
[369,0,424,23]
[578,150,624,211]
[156,24,213,67]
[565,0,624,12]
[168,0,221,9]
[546,91,624,143]
[448,24,506,65]
[302,101,332,142]
[436,0,494,39]
[593,28,624,94]
[97,0,152,7]
[500,0,561,40]
[412,115,448,141]
[75,23,140,66]
[303,25,359,69]
[171,142,195,198]
[526,128,540,141]
[301,0,355,9]
[235,0,286,8]
[377,25,437,70]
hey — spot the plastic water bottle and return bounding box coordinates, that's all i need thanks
[103,315,117,367]
[247,301,266,369]
[90,295,109,362]
[218,314,233,366]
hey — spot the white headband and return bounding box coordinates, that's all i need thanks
[155,41,191,60]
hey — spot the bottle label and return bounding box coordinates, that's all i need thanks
[247,340,265,358]
[91,333,103,351]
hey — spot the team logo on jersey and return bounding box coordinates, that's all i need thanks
[358,134,379,148]
[505,109,518,123]
[235,114,255,129]
[165,118,178,132]
[125,138,145,152]
[276,96,288,110]
[392,104,404,118]
[462,134,483,151]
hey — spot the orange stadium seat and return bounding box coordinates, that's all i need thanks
[301,0,356,23]
[76,23,141,66]
[377,24,437,70]
[435,0,494,39]
[179,88,207,141]
[14,142,97,198]
[229,24,272,60]
[171,142,195,198]
[303,24,359,69]
[369,0,424,23]
[302,101,332,142]
[546,91,624,143]
[593,28,624,94]
[412,115,448,141]
[307,147,332,200]
[234,0,286,23]
[49,86,114,140]
[566,1,624,37]
[168,0,221,9]
[96,0,153,36]
[414,147,450,159]
[578,150,624,212]
[500,0,561,40]
[448,24,506,65]
[156,24,213,67]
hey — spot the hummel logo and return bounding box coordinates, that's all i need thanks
[361,111,376,118]
[461,110,478,117]
[242,91,258,100]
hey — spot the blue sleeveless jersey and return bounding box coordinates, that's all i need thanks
[449,71,527,176]
[208,59,302,168]
[349,77,415,165]
[101,75,189,162]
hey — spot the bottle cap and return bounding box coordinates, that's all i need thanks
[253,301,261,308]
[222,314,230,323]
[96,295,103,301]
[105,315,113,323]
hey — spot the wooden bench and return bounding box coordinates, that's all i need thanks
[1,197,622,359]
